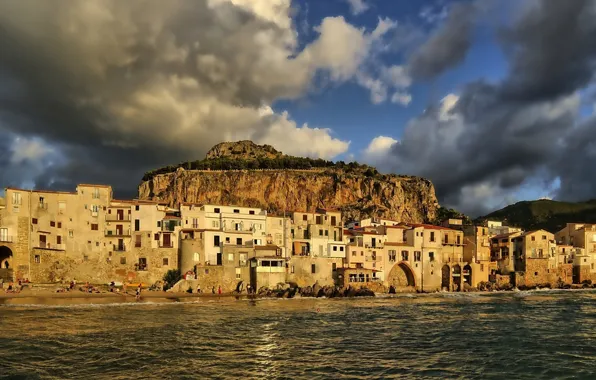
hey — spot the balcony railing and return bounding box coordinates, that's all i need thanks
[105,230,131,237]
[0,235,13,243]
[160,242,174,248]
[113,244,126,252]
[35,242,65,250]
[106,214,131,222]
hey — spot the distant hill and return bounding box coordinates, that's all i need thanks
[477,199,596,233]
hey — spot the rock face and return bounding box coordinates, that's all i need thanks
[206,140,281,160]
[138,142,439,223]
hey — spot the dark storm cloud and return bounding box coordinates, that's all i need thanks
[0,0,356,196]
[382,0,596,216]
[407,2,477,80]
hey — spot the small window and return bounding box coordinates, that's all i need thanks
[236,238,242,245]
[120,257,126,265]
[135,205,140,211]
[319,230,323,236]
[225,237,230,243]
[194,252,200,262]
[542,235,547,240]
[249,210,255,215]
[68,230,73,237]
[57,222,62,229]
[332,263,337,271]
[50,221,56,227]
[32,218,38,225]
[311,264,316,274]
[83,255,89,262]
[429,252,435,262]
[534,272,538,276]
[291,265,295,274]
[91,224,98,231]
[233,209,240,214]
[324,230,328,236]
[163,258,169,266]
[214,208,220,213]
[340,247,344,251]
[34,255,41,263]
[96,241,99,247]
[531,236,536,241]
[154,233,159,241]
[227,253,234,261]
[303,215,307,221]
[333,246,337,251]
[430,231,435,242]
[157,221,161,228]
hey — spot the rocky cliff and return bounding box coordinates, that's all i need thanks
[138,142,440,223]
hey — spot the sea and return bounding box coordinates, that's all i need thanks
[1,290,595,379]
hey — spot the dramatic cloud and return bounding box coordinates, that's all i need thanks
[379,0,596,215]
[345,0,369,15]
[408,2,478,80]
[0,0,391,195]
[361,136,398,166]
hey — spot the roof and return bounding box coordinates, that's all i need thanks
[77,184,112,188]
[407,223,455,231]
[384,225,409,229]
[5,187,77,195]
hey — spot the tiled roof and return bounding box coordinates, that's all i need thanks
[408,223,455,231]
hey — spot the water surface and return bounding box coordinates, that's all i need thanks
[1,291,595,379]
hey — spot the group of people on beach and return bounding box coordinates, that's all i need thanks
[2,279,25,293]
[193,284,222,295]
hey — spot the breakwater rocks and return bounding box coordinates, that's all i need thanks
[254,283,375,298]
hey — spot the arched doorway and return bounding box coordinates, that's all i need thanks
[387,262,416,291]
[0,246,14,281]
[463,264,472,287]
[441,265,450,290]
[452,264,462,291]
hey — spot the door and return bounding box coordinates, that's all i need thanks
[116,225,123,235]
[39,234,46,249]
[217,253,222,266]
[372,238,376,248]
[118,238,124,251]
[117,209,124,221]
[163,233,171,248]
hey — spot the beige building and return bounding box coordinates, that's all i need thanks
[555,223,596,283]
[0,185,179,284]
[291,209,344,257]
[490,231,523,274]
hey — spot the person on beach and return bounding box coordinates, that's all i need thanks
[196,284,201,294]
[136,284,142,300]
[218,285,222,295]
[5,282,13,293]
[212,286,215,294]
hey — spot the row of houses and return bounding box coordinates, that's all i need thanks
[1,184,595,291]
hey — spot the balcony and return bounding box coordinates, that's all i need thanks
[159,242,174,248]
[35,242,65,250]
[0,235,13,243]
[113,244,126,252]
[105,230,131,237]
[106,214,131,222]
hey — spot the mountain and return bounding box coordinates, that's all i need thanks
[138,141,440,223]
[477,199,596,233]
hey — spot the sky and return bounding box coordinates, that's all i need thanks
[1,0,596,217]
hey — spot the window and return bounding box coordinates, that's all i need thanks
[135,219,140,231]
[319,229,323,236]
[96,241,99,247]
[291,265,295,274]
[92,188,100,199]
[91,224,98,231]
[389,250,396,262]
[194,252,200,262]
[233,209,240,214]
[135,205,140,211]
[480,264,485,271]
[154,233,159,241]
[92,205,99,213]
[163,258,169,266]
[58,201,66,214]
[352,251,356,257]
[332,263,337,271]
[444,234,449,244]
[249,210,255,215]
[333,246,337,251]
[57,236,62,245]
[429,252,435,262]
[236,238,242,245]
[68,230,73,237]
[212,221,219,228]
[225,237,230,243]
[325,230,328,236]
[236,268,241,279]
[120,257,126,265]
[414,251,421,262]
[531,236,536,241]
[542,235,547,240]
[12,192,22,205]
[331,216,337,225]
[32,218,38,225]
[214,208,220,213]
[34,255,41,263]
[135,234,141,248]
[340,246,344,252]
[214,235,220,247]
[456,235,461,245]
[50,221,56,227]
[227,253,234,261]
[83,255,89,262]
[430,231,435,242]
[401,250,409,261]
[57,222,62,229]
[303,215,307,221]
[311,264,316,274]
[316,216,322,224]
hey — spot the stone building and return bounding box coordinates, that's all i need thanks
[0,185,179,284]
[291,209,343,257]
[490,231,523,274]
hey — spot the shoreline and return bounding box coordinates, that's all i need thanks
[1,286,595,306]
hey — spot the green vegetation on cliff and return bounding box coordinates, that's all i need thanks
[142,157,381,181]
[477,199,596,233]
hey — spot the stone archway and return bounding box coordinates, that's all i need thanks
[463,264,472,287]
[441,265,451,291]
[0,246,14,281]
[387,262,416,291]
[452,264,462,292]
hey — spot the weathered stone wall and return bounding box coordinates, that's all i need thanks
[495,274,512,287]
[513,259,573,287]
[287,257,343,287]
[573,265,596,283]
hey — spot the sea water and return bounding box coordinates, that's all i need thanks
[1,290,595,379]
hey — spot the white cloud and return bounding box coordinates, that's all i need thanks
[391,92,412,106]
[345,0,369,15]
[10,137,54,164]
[438,93,460,121]
[362,136,398,166]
